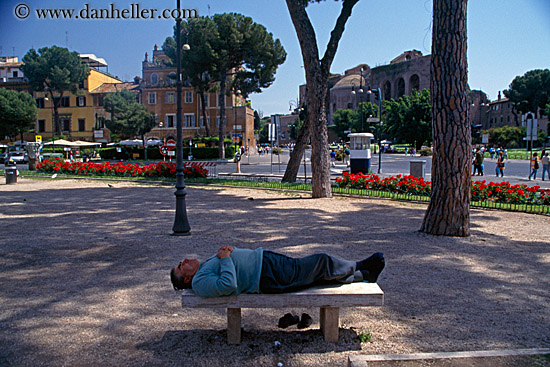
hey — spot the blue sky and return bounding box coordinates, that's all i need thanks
[1,0,549,116]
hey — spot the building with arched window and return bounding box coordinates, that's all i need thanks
[323,50,431,125]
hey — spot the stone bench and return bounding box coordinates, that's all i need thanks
[180,282,384,344]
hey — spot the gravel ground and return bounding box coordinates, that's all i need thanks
[0,178,549,367]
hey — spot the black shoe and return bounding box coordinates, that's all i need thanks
[356,252,384,271]
[278,313,299,328]
[359,256,385,283]
[297,313,313,329]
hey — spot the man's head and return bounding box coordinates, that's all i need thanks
[170,258,200,290]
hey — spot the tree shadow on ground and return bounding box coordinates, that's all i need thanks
[0,179,548,366]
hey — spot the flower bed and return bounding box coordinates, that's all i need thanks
[36,159,208,179]
[336,172,550,206]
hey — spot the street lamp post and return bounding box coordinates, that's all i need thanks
[368,88,382,173]
[351,68,365,131]
[44,97,56,154]
[172,0,191,236]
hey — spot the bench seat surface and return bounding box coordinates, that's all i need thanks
[181,282,384,308]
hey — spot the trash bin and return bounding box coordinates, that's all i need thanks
[410,160,426,178]
[5,167,17,184]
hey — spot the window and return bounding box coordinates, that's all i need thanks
[78,118,86,132]
[95,95,104,107]
[36,98,45,108]
[216,116,221,127]
[55,96,70,107]
[151,73,158,85]
[62,118,71,132]
[184,114,195,128]
[165,114,176,128]
[397,78,405,98]
[77,96,86,107]
[185,91,193,103]
[148,93,156,104]
[199,116,210,127]
[38,120,45,132]
[409,74,420,93]
[201,94,209,108]
[13,71,18,78]
[165,92,176,104]
[333,103,336,112]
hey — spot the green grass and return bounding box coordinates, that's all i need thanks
[358,330,372,343]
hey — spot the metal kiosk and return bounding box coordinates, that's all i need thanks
[348,133,374,174]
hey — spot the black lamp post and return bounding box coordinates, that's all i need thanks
[172,0,191,236]
[44,97,56,154]
[351,68,365,131]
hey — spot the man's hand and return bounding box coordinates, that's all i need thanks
[216,245,234,259]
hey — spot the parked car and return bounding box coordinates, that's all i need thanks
[0,152,7,163]
[5,151,28,164]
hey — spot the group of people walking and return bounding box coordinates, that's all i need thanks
[473,147,549,180]
[530,150,550,181]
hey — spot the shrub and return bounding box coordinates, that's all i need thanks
[419,148,433,156]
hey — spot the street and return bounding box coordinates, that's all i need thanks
[219,149,550,189]
[2,149,549,189]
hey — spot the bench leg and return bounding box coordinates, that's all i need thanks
[227,308,241,345]
[320,307,339,343]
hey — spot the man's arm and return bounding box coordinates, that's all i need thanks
[192,246,237,297]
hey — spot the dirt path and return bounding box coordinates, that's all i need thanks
[1,178,549,366]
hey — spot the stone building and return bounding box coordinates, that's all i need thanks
[140,45,256,149]
[313,50,432,125]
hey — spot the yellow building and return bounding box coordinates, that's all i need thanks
[35,55,124,143]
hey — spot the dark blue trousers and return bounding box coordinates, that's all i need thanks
[259,251,356,294]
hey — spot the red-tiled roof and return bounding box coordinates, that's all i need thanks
[90,82,138,94]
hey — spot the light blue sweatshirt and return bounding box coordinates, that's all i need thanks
[191,247,264,297]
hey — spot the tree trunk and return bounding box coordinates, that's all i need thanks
[282,118,309,182]
[218,70,227,159]
[308,77,332,198]
[420,0,471,236]
[199,87,211,136]
[285,0,358,198]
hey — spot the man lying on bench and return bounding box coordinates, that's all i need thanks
[170,246,385,297]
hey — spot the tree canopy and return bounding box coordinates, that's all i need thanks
[331,102,380,141]
[384,89,432,149]
[0,88,37,141]
[164,14,286,156]
[104,90,155,141]
[503,69,550,116]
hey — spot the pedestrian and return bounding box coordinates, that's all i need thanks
[344,146,351,166]
[541,151,549,181]
[529,152,540,180]
[330,149,336,167]
[495,151,505,177]
[489,147,495,160]
[474,147,484,176]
